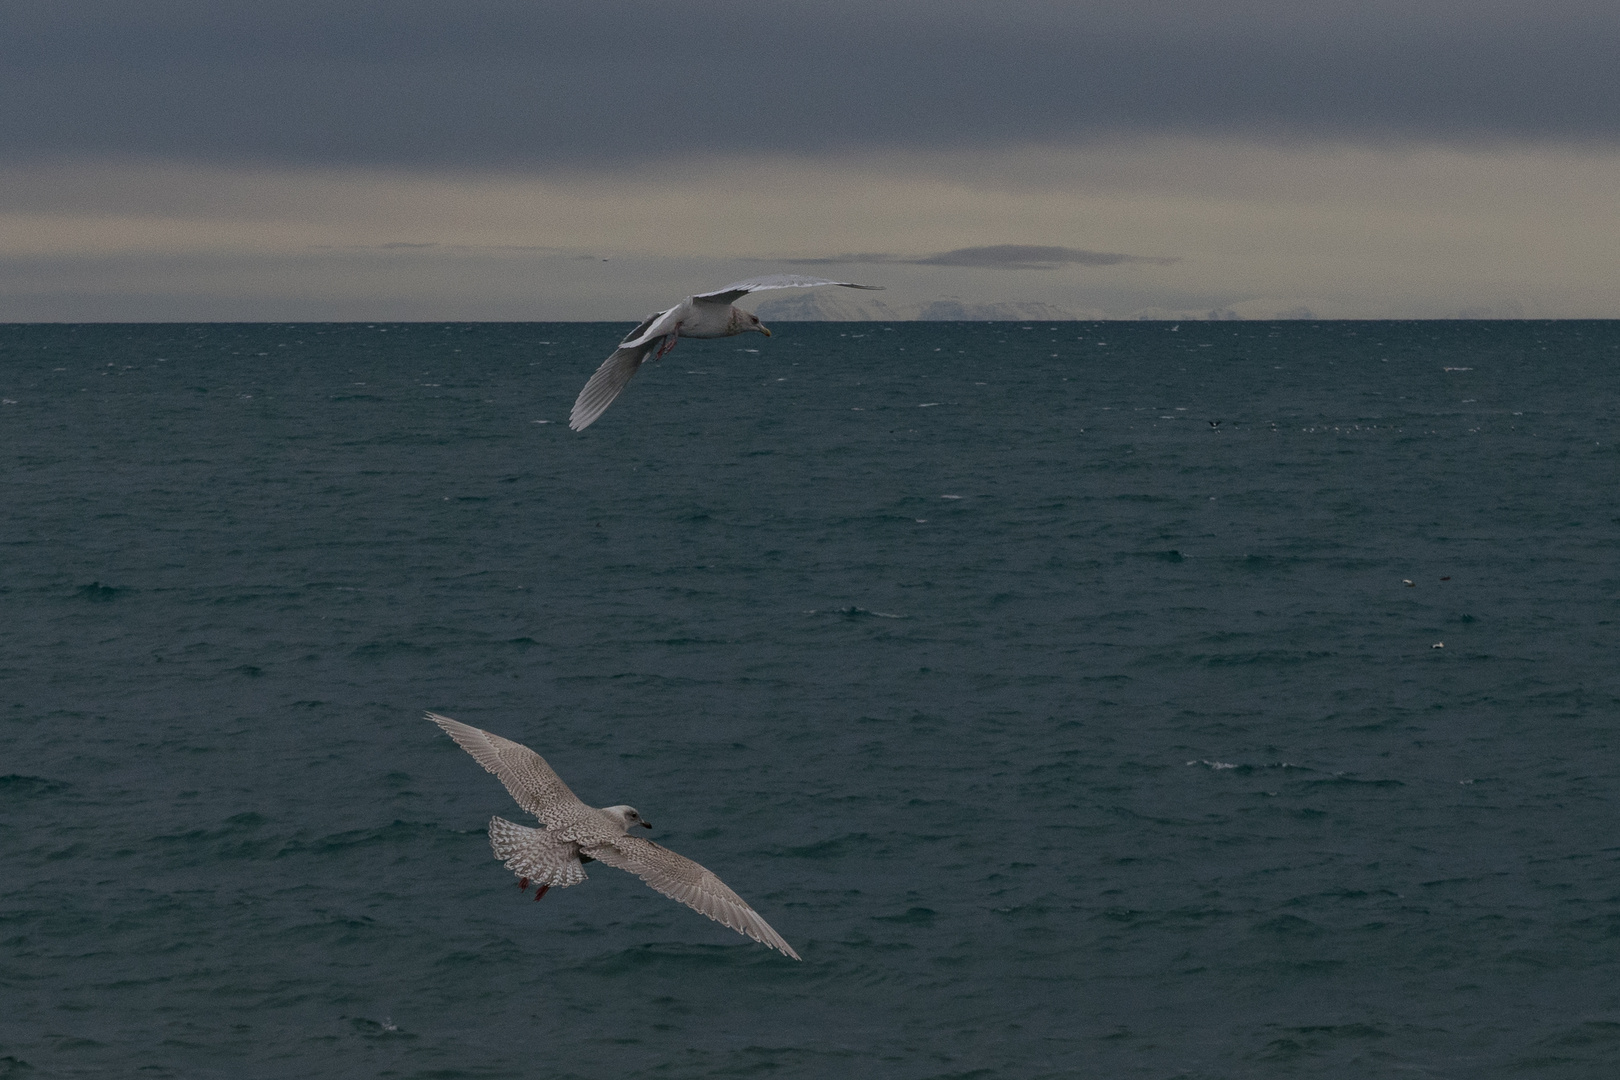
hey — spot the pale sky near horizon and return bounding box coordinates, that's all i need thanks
[4,1,1618,321]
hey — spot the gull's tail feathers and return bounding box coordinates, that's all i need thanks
[488,816,590,889]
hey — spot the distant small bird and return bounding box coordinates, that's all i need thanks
[1431,642,1445,649]
[569,274,882,430]
[1209,420,1221,429]
[428,712,799,958]
[1403,579,1415,587]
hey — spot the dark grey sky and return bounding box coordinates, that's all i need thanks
[4,0,1617,171]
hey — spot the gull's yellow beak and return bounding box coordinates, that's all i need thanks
[759,324,772,337]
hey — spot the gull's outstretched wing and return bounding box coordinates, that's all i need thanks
[427,713,588,827]
[617,306,685,350]
[569,306,686,431]
[569,339,661,431]
[693,275,883,307]
[588,833,801,959]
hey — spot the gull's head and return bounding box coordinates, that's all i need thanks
[730,307,771,338]
[602,805,654,831]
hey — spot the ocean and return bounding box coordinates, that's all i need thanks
[2,320,1618,1078]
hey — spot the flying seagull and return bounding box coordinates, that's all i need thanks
[568,274,883,431]
[428,712,800,959]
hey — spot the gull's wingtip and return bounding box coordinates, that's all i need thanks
[426,711,466,732]
[766,923,801,960]
[748,915,801,960]
[759,928,801,960]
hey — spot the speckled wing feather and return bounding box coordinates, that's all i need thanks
[693,274,883,307]
[427,713,587,828]
[588,833,801,959]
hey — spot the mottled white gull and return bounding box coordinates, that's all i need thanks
[428,712,800,959]
[569,274,882,431]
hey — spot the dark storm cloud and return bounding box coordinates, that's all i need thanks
[789,246,1178,269]
[3,0,1617,170]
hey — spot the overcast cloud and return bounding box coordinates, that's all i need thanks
[4,1,1619,171]
[3,1,1618,320]
[790,247,1179,269]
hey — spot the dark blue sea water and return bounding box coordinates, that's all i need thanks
[3,320,1619,1079]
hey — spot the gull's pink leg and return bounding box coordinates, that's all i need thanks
[518,877,529,891]
[532,884,551,902]
[654,325,681,360]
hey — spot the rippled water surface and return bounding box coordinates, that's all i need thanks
[3,321,1619,1078]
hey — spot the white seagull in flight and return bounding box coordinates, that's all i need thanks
[568,274,882,431]
[428,712,800,959]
